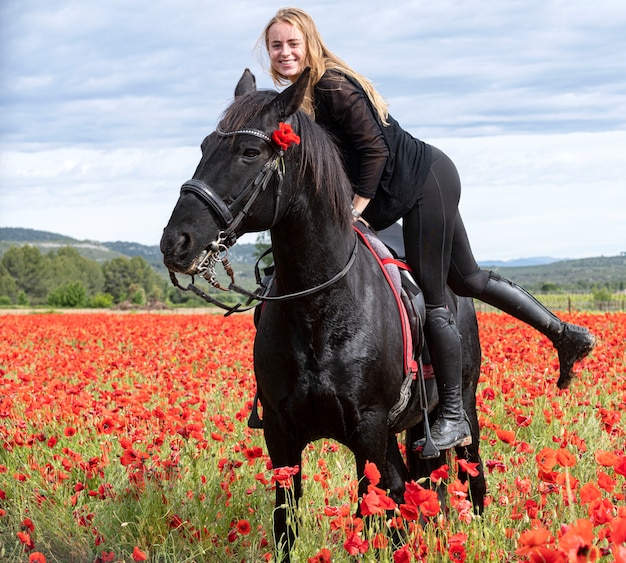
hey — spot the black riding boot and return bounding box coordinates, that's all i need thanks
[423,306,472,450]
[480,272,596,388]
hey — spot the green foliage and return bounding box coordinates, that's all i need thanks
[255,231,273,270]
[538,281,561,293]
[47,281,88,308]
[129,284,146,305]
[0,263,18,303]
[2,245,50,301]
[592,286,612,302]
[88,292,114,308]
[492,254,626,293]
[102,256,162,303]
[0,244,168,308]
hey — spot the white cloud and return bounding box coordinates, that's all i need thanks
[1,0,626,259]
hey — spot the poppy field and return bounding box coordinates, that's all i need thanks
[0,310,625,562]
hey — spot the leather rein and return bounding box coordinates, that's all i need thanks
[168,124,358,315]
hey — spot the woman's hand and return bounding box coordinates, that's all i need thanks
[351,195,370,222]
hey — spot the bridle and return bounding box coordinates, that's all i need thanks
[168,122,358,315]
[182,125,285,249]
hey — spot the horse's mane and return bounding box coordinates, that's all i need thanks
[218,90,353,230]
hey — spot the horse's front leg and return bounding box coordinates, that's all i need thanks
[262,411,303,562]
[352,416,407,539]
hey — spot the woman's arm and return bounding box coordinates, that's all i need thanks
[317,75,389,201]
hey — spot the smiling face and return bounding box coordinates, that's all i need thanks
[267,21,307,82]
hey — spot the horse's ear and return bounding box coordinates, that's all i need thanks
[235,68,257,97]
[272,67,311,119]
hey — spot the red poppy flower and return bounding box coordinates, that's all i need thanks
[243,446,264,464]
[449,542,467,563]
[610,517,626,544]
[237,519,251,535]
[594,450,618,467]
[579,482,601,504]
[495,427,516,444]
[360,485,396,516]
[392,544,412,563]
[610,519,626,563]
[272,122,300,150]
[271,465,300,488]
[558,519,600,562]
[399,502,420,521]
[29,554,46,563]
[22,517,35,532]
[456,457,480,477]
[516,528,554,558]
[364,460,381,486]
[536,447,558,473]
[307,548,332,563]
[132,546,148,561]
[17,531,34,549]
[343,532,369,555]
[597,470,615,493]
[430,464,449,483]
[372,532,388,549]
[556,448,577,468]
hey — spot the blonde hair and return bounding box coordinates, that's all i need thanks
[259,7,389,124]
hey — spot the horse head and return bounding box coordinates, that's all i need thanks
[160,68,310,277]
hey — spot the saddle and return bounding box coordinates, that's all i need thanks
[353,222,422,374]
[354,222,435,424]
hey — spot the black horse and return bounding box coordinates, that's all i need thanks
[161,69,486,558]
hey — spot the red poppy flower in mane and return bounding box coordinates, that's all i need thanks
[272,122,300,150]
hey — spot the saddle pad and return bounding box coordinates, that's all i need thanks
[354,223,418,378]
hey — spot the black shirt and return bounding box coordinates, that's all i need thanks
[313,70,432,230]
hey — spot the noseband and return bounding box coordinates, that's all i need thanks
[180,126,285,248]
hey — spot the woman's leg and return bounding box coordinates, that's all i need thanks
[448,210,596,388]
[403,147,471,450]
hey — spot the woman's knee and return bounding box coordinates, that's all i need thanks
[448,268,490,298]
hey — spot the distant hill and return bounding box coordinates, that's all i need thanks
[2,227,625,292]
[0,227,128,263]
[0,227,260,276]
[487,255,626,291]
[478,257,561,268]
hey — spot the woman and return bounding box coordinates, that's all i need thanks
[259,8,595,451]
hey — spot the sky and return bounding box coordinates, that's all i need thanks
[1,0,625,261]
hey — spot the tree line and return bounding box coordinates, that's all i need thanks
[0,245,192,308]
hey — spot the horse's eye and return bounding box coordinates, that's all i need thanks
[243,148,260,159]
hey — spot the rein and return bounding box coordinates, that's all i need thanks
[229,235,358,303]
[168,123,359,315]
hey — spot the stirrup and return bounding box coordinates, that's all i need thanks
[412,407,441,459]
[247,392,263,429]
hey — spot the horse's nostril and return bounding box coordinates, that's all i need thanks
[161,229,192,259]
[177,233,191,252]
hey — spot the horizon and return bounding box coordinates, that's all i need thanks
[2,225,623,265]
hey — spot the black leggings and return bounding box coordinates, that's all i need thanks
[402,146,490,308]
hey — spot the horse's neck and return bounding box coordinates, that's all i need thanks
[270,203,354,295]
